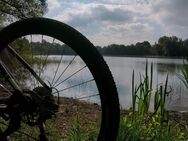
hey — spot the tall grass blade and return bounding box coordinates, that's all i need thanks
[132,70,136,115]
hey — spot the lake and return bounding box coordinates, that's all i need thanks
[43,56,188,110]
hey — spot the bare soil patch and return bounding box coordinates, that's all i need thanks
[55,97,101,136]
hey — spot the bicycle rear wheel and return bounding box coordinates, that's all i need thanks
[0,18,119,141]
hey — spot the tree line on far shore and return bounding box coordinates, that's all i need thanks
[97,36,188,57]
[13,35,188,58]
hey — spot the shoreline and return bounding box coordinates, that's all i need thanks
[43,54,188,59]
[102,54,188,59]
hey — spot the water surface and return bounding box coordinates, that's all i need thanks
[44,56,188,109]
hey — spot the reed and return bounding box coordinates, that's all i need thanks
[131,61,169,121]
[132,61,154,116]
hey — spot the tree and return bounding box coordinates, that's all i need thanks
[11,37,31,54]
[0,0,48,57]
[152,43,163,56]
[183,39,188,56]
[158,36,183,56]
[0,0,47,25]
[135,41,151,55]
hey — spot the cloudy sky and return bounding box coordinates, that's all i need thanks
[45,0,188,46]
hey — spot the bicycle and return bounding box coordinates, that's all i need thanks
[0,18,120,141]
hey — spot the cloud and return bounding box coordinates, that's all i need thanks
[67,5,134,27]
[91,0,150,5]
[45,0,188,46]
[151,0,188,27]
[47,0,61,11]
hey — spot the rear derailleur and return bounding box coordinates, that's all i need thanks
[0,87,59,141]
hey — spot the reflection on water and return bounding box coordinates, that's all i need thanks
[156,63,181,74]
[44,56,187,109]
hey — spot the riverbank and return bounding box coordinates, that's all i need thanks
[47,54,188,59]
[54,97,188,139]
[102,54,188,59]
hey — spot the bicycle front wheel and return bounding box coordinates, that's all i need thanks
[0,18,120,141]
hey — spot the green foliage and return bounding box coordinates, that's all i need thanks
[66,113,98,141]
[158,36,184,56]
[31,40,76,55]
[0,118,63,141]
[0,110,99,141]
[0,0,47,27]
[11,38,31,55]
[0,0,47,20]
[98,41,151,56]
[118,113,186,141]
[67,114,83,141]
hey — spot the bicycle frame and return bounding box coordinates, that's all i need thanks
[0,60,22,92]
[3,46,51,91]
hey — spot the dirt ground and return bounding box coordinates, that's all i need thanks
[54,97,101,136]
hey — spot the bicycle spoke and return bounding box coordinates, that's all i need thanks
[35,35,44,87]
[53,78,95,94]
[77,93,99,100]
[30,35,37,88]
[52,55,77,86]
[37,35,45,78]
[39,38,55,76]
[30,35,34,65]
[51,46,66,85]
[54,65,87,87]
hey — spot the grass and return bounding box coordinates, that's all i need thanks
[0,113,99,141]
[118,112,186,141]
[65,113,99,141]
